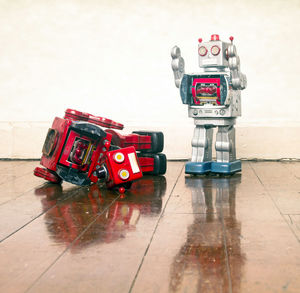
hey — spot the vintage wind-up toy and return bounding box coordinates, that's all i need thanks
[171,34,247,174]
[34,109,166,192]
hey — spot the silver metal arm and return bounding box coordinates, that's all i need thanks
[171,46,185,88]
[227,44,247,90]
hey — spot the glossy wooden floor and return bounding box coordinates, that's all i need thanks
[0,161,300,293]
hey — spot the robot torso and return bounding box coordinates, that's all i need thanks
[180,72,241,119]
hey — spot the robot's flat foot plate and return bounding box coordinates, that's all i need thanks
[211,160,241,174]
[185,161,212,175]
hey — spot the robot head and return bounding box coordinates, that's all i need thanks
[198,34,236,70]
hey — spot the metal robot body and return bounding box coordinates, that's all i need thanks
[171,34,247,174]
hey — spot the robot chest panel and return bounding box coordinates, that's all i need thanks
[189,75,228,106]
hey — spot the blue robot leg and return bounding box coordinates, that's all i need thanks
[211,125,241,174]
[185,125,213,175]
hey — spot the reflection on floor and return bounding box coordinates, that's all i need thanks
[0,161,299,293]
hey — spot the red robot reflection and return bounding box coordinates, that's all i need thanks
[35,176,166,250]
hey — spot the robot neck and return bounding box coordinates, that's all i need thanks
[203,67,226,72]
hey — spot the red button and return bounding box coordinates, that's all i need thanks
[211,34,219,41]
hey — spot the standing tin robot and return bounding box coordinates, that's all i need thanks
[171,34,247,174]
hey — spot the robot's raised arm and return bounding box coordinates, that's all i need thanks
[227,41,247,90]
[171,46,185,88]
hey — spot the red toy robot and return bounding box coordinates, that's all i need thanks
[34,109,166,191]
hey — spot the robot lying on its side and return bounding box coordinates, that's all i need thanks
[34,109,166,192]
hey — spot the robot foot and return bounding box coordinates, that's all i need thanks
[211,160,241,175]
[185,161,212,175]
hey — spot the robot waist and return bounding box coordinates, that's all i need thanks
[188,105,241,119]
[193,118,237,126]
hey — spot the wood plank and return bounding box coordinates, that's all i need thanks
[0,162,184,293]
[0,185,122,293]
[0,161,41,205]
[0,180,81,241]
[283,214,300,242]
[1,161,300,293]
[132,162,300,293]
[132,164,235,293]
[230,162,300,292]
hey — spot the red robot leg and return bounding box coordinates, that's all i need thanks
[34,167,62,184]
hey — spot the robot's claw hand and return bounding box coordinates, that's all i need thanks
[231,71,247,90]
[241,74,247,90]
[171,46,185,88]
[171,46,181,58]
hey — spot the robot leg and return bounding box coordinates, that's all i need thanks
[211,125,241,174]
[185,125,213,175]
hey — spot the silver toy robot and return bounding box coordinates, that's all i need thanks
[171,34,247,174]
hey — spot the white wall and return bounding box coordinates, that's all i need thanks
[0,0,299,159]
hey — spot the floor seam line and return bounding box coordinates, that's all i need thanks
[0,166,37,188]
[128,164,185,293]
[0,182,45,207]
[0,185,89,243]
[24,193,121,293]
[249,162,300,243]
[220,190,233,293]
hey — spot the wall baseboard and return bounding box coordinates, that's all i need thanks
[1,122,299,160]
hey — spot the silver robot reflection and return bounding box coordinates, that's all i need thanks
[171,34,247,174]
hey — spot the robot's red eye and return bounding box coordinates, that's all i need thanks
[119,169,130,180]
[114,152,125,163]
[211,45,220,56]
[198,46,207,56]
